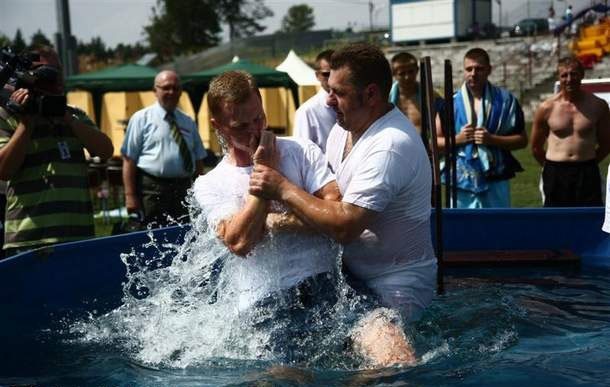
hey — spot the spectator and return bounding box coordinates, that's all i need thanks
[121,70,206,226]
[389,52,444,134]
[531,57,610,207]
[0,46,113,257]
[436,48,527,208]
[292,49,336,153]
[548,5,557,31]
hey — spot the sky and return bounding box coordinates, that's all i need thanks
[0,0,591,48]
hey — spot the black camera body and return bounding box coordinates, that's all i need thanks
[0,48,67,118]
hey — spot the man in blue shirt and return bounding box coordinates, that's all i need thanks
[121,70,206,225]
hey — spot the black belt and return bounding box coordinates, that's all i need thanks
[138,169,192,184]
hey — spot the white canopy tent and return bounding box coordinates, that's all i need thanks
[275,50,320,112]
[275,50,319,86]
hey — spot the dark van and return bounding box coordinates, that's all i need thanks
[511,18,549,36]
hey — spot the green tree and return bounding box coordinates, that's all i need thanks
[143,0,221,63]
[280,4,315,33]
[12,29,26,53]
[77,36,112,61]
[0,33,11,48]
[30,29,52,48]
[218,0,273,41]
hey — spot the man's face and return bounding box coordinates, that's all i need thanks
[154,73,182,111]
[558,64,583,93]
[327,66,367,133]
[214,91,267,155]
[392,61,418,89]
[316,59,331,92]
[463,57,491,92]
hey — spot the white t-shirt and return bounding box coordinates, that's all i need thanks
[603,164,610,233]
[293,89,337,153]
[326,107,436,318]
[193,137,337,310]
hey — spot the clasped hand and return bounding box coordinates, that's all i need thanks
[458,124,492,145]
[249,130,284,200]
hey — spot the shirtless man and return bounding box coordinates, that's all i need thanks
[531,57,610,207]
[389,52,443,134]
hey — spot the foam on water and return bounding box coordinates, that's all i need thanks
[72,194,374,369]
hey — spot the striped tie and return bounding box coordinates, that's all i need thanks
[166,112,193,174]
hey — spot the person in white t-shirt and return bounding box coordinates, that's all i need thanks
[192,70,340,316]
[293,49,336,153]
[250,43,437,367]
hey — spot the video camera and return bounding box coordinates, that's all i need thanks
[0,47,67,117]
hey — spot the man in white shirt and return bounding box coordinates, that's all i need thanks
[250,43,437,367]
[293,49,336,153]
[192,70,341,360]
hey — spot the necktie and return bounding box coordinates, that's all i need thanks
[166,112,193,174]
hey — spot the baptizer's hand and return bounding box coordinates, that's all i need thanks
[249,163,288,200]
[252,130,277,168]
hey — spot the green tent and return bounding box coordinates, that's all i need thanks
[183,58,299,111]
[66,63,158,92]
[65,64,159,124]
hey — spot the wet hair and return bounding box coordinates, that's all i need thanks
[207,70,259,118]
[464,47,491,66]
[557,56,585,76]
[315,49,334,69]
[391,52,418,68]
[330,42,392,99]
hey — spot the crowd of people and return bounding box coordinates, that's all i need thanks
[0,41,609,365]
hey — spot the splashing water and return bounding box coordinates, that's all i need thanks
[72,193,375,369]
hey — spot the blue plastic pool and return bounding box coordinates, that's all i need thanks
[1,208,609,385]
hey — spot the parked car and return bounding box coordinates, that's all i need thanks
[510,18,549,36]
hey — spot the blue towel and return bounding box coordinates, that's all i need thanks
[450,82,524,193]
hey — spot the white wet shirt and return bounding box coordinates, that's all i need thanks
[325,106,437,318]
[293,88,337,153]
[193,137,337,310]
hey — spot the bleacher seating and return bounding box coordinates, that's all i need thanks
[571,18,610,67]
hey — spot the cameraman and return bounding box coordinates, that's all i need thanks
[0,46,113,257]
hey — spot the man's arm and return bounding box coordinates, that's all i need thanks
[68,112,114,160]
[475,99,528,151]
[0,120,32,180]
[595,99,610,162]
[474,128,528,151]
[0,90,34,180]
[265,180,341,233]
[217,130,276,256]
[435,113,475,152]
[122,156,141,213]
[250,165,375,243]
[530,102,551,166]
[217,195,268,256]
